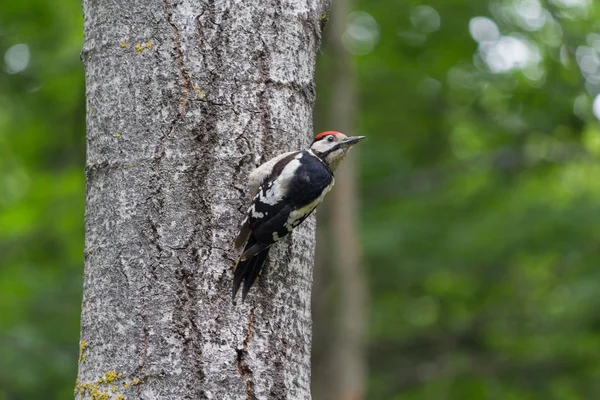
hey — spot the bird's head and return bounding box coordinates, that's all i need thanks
[310,131,365,170]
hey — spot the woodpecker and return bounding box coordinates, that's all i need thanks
[232,131,365,301]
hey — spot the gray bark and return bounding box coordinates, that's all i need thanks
[76,1,327,399]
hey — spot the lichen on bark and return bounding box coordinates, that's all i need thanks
[78,0,328,398]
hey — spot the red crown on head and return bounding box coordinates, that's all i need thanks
[314,131,342,141]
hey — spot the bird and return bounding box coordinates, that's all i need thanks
[232,131,365,301]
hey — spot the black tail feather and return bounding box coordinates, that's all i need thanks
[241,249,269,301]
[233,236,270,302]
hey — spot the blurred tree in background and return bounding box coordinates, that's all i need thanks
[3,0,600,398]
[315,0,600,398]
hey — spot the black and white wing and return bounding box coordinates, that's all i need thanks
[232,151,334,301]
[234,151,334,252]
[235,151,300,249]
[246,151,298,199]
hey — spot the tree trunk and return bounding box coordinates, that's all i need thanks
[76,1,327,399]
[326,0,368,398]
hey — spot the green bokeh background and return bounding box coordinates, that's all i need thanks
[3,0,600,398]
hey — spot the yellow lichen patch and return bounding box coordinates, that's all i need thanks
[132,41,154,54]
[113,132,121,138]
[120,41,127,48]
[89,108,93,114]
[100,370,123,384]
[78,339,87,363]
[129,162,135,167]
[75,371,127,400]
[74,377,81,396]
[74,378,102,399]
[119,376,141,391]
[192,85,206,98]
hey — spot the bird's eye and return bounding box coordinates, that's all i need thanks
[327,135,335,142]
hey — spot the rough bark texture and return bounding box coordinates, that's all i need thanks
[77,0,327,399]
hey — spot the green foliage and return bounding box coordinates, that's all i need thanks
[317,0,600,398]
[3,0,600,398]
[0,1,84,399]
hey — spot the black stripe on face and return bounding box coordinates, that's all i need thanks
[322,144,342,157]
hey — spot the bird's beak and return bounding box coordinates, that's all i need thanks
[340,136,366,147]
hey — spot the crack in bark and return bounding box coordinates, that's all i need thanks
[274,78,316,111]
[194,11,207,63]
[137,297,150,397]
[173,257,207,399]
[190,108,218,250]
[196,0,228,97]
[236,307,257,400]
[147,180,164,283]
[115,249,131,289]
[85,155,192,174]
[257,44,272,165]
[163,0,191,135]
[136,64,169,395]
[81,0,323,397]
